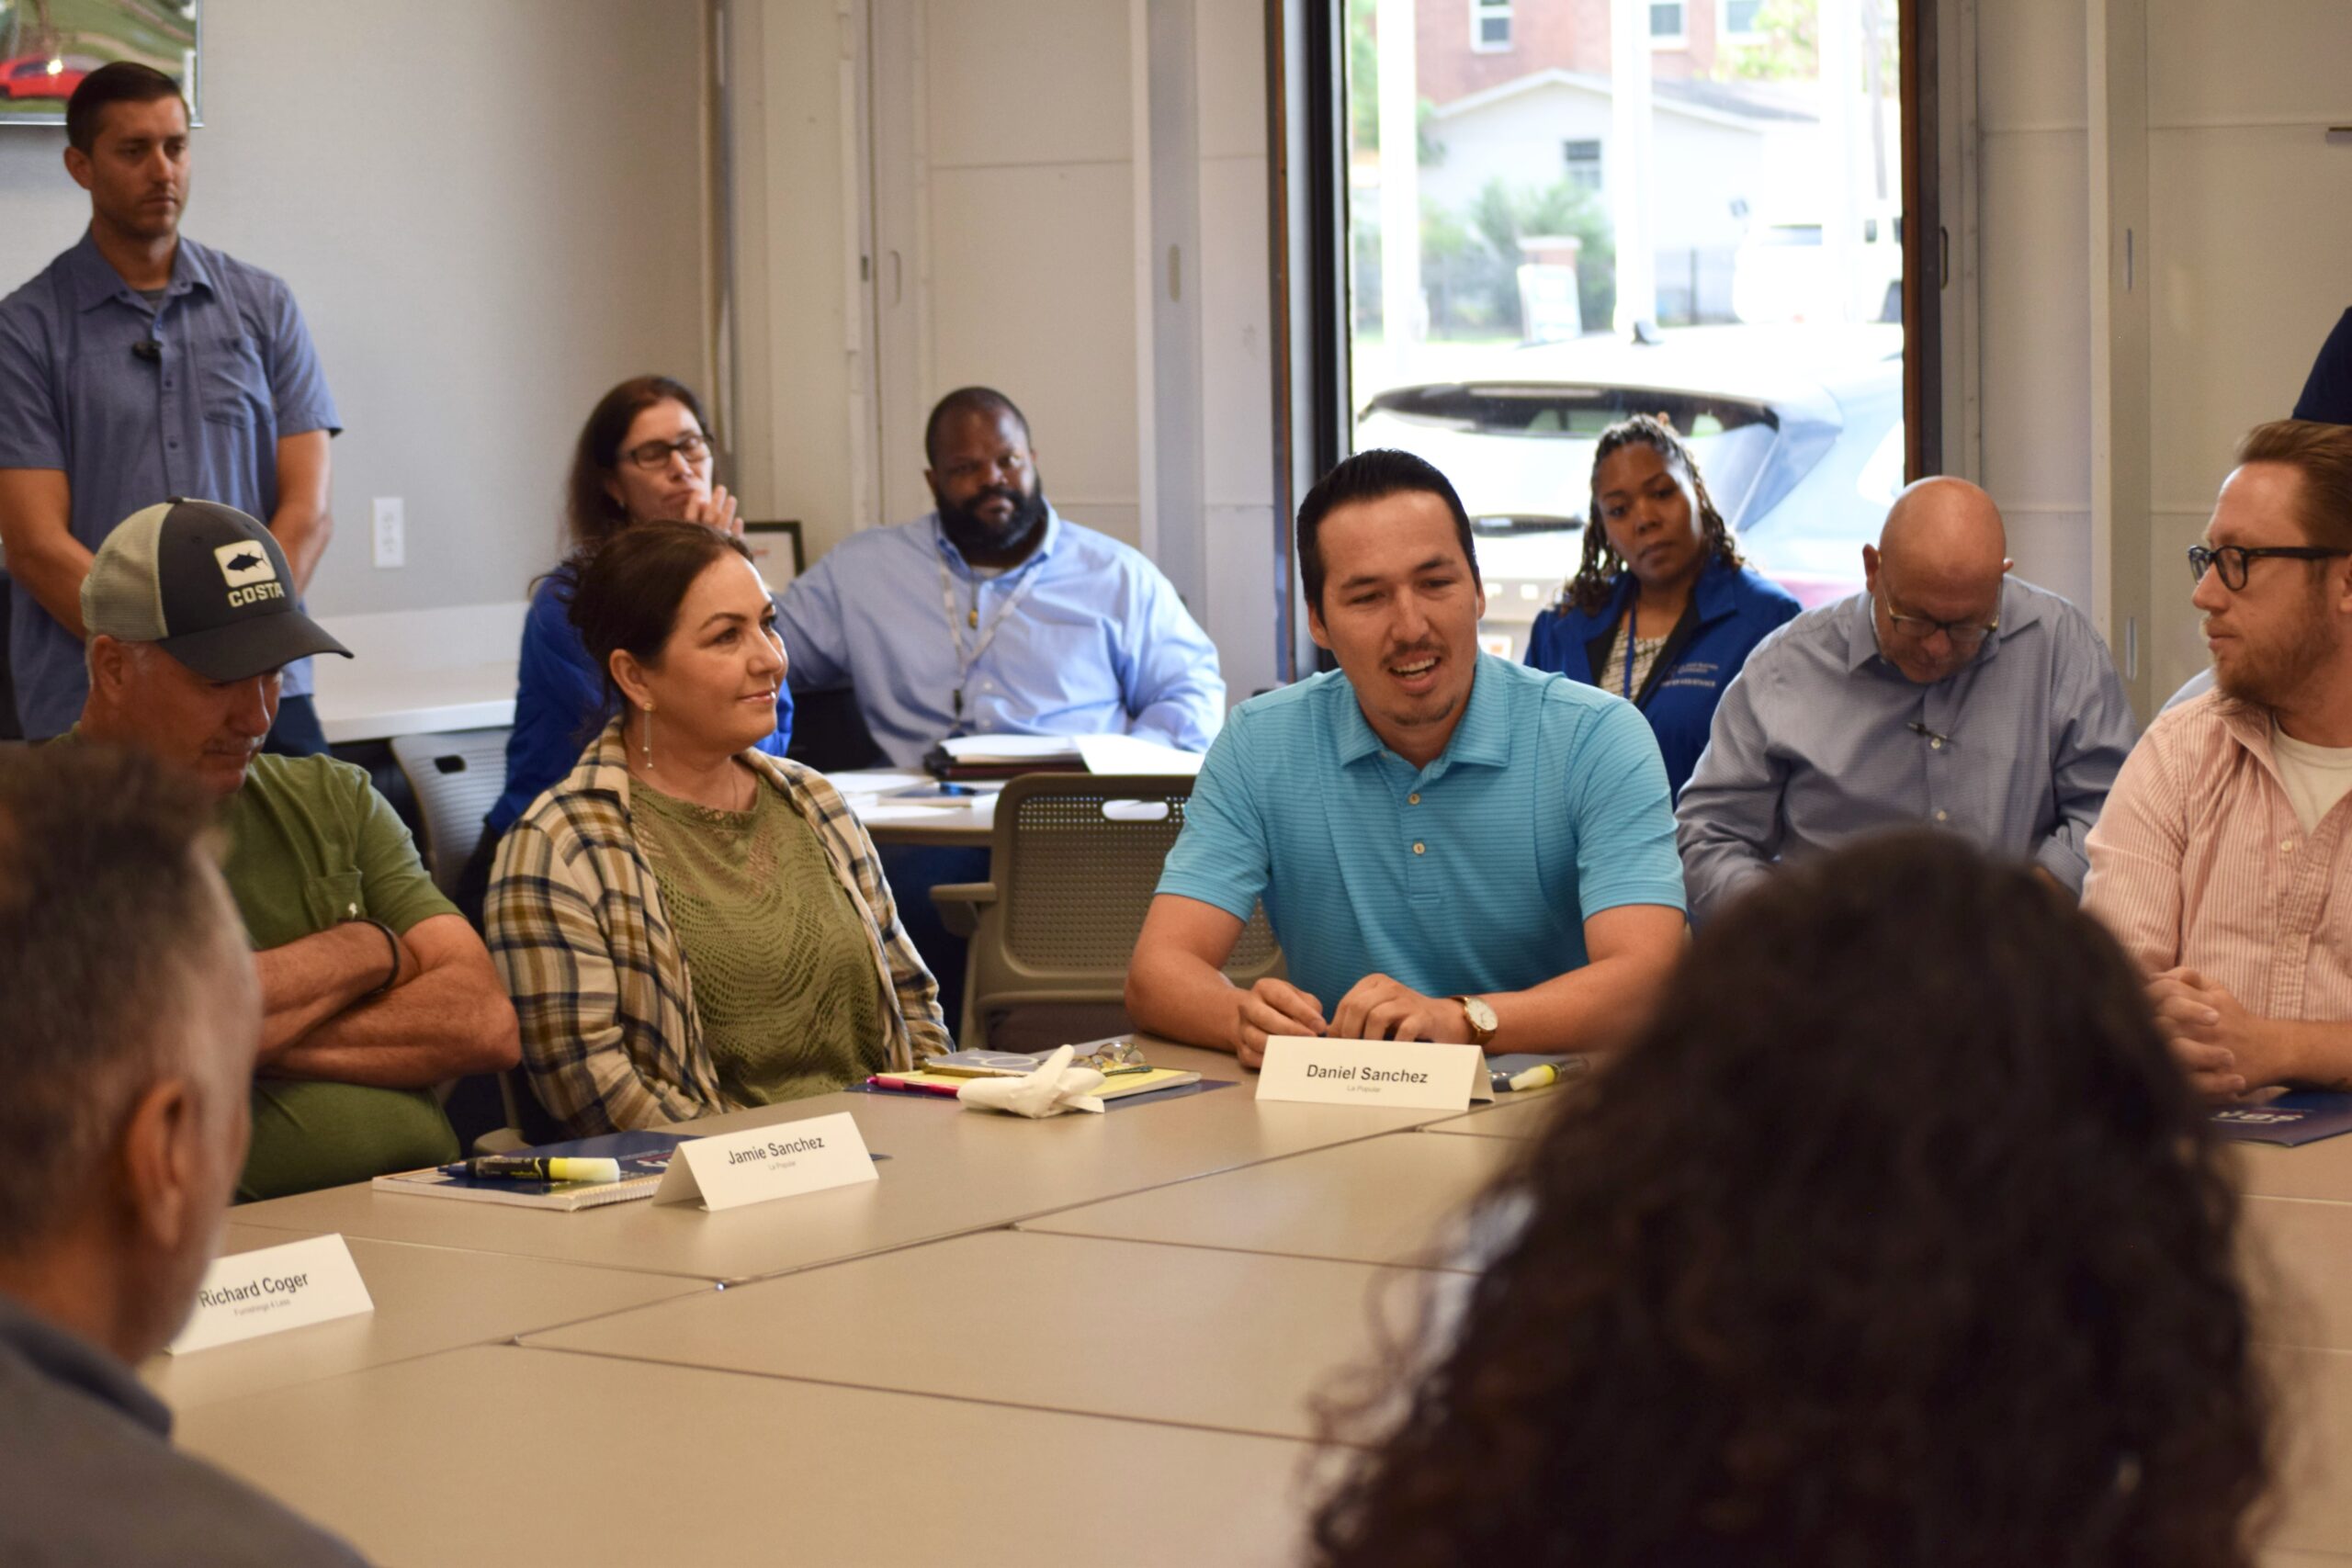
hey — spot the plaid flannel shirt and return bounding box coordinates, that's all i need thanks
[486,719,949,1134]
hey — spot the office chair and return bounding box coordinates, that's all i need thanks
[388,727,513,900]
[930,772,1282,1050]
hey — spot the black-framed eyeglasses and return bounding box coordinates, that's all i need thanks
[624,431,711,471]
[1882,600,1999,650]
[2187,543,2349,592]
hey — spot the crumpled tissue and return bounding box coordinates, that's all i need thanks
[956,1044,1107,1118]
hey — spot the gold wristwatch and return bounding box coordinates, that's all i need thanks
[1452,995,1498,1047]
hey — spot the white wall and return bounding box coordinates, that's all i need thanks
[726,0,868,565]
[0,0,712,617]
[918,0,1145,548]
[1193,0,1283,701]
[851,0,1282,701]
[2143,0,2352,702]
[1970,0,2352,704]
[1973,0,2094,609]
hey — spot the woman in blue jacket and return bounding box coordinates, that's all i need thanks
[455,376,795,920]
[1524,415,1798,799]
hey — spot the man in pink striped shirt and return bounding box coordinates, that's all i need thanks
[2084,420,2352,1099]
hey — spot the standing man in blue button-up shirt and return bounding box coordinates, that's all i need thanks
[0,62,339,748]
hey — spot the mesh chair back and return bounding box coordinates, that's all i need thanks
[388,728,513,899]
[956,773,1279,1045]
[998,776,1277,972]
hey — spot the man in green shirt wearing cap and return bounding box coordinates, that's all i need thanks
[71,497,518,1199]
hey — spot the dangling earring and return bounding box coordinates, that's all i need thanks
[639,701,654,768]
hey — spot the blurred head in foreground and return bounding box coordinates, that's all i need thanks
[1315,831,2268,1568]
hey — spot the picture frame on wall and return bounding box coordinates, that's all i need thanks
[0,1,201,129]
[742,520,806,589]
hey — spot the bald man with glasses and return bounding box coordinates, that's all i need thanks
[1676,477,2138,923]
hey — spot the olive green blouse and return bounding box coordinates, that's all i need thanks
[629,778,886,1105]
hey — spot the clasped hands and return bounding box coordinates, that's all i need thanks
[1230,974,1471,1069]
[2147,966,2273,1101]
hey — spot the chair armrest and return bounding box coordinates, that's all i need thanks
[930,881,997,938]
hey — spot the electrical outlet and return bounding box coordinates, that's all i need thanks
[371,497,404,569]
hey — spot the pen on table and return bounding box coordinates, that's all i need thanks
[450,1156,622,1183]
[866,1074,963,1097]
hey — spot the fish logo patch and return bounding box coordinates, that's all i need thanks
[215,539,286,608]
[215,542,278,589]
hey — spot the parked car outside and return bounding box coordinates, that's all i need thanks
[1733,208,1905,326]
[1352,324,1903,656]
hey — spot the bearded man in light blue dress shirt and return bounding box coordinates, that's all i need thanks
[776,387,1226,1033]
[775,387,1225,768]
[1675,478,2138,924]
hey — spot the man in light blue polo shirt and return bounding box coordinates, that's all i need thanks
[1128,449,1689,1066]
[0,63,339,747]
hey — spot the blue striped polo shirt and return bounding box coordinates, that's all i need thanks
[1157,652,1687,1010]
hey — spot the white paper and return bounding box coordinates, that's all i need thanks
[1072,734,1205,777]
[167,1234,374,1354]
[651,1113,878,1213]
[939,735,1083,763]
[1254,1037,1486,1111]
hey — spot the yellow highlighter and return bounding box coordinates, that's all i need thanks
[1506,1059,1589,1094]
[462,1156,622,1183]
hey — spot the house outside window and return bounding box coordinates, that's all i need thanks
[1650,1,1688,47]
[1471,0,1511,52]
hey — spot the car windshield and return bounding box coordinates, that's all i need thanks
[1355,328,1903,643]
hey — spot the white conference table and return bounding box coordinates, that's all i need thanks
[1418,1091,1563,1141]
[522,1227,1469,1443]
[175,1344,1324,1568]
[223,1043,1498,1283]
[1019,1127,1521,1271]
[141,1224,710,1412]
[163,1048,2352,1567]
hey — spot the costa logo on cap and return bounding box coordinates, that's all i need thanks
[214,539,287,608]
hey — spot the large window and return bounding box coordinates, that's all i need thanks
[1344,0,1910,657]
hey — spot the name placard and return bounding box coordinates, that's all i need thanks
[652,1111,877,1213]
[167,1234,373,1355]
[1255,1037,1487,1111]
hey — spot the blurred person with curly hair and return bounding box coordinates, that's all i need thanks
[1313,831,2270,1568]
[1524,415,1799,798]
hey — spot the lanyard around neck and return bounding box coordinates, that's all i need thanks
[936,549,1043,726]
[1622,600,1637,701]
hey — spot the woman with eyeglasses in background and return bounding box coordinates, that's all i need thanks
[456,376,796,921]
[1524,415,1799,799]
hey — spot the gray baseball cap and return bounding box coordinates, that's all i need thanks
[82,499,353,681]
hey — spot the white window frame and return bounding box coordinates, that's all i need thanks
[1469,0,1513,53]
[1648,2,1689,50]
[1716,0,1765,42]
